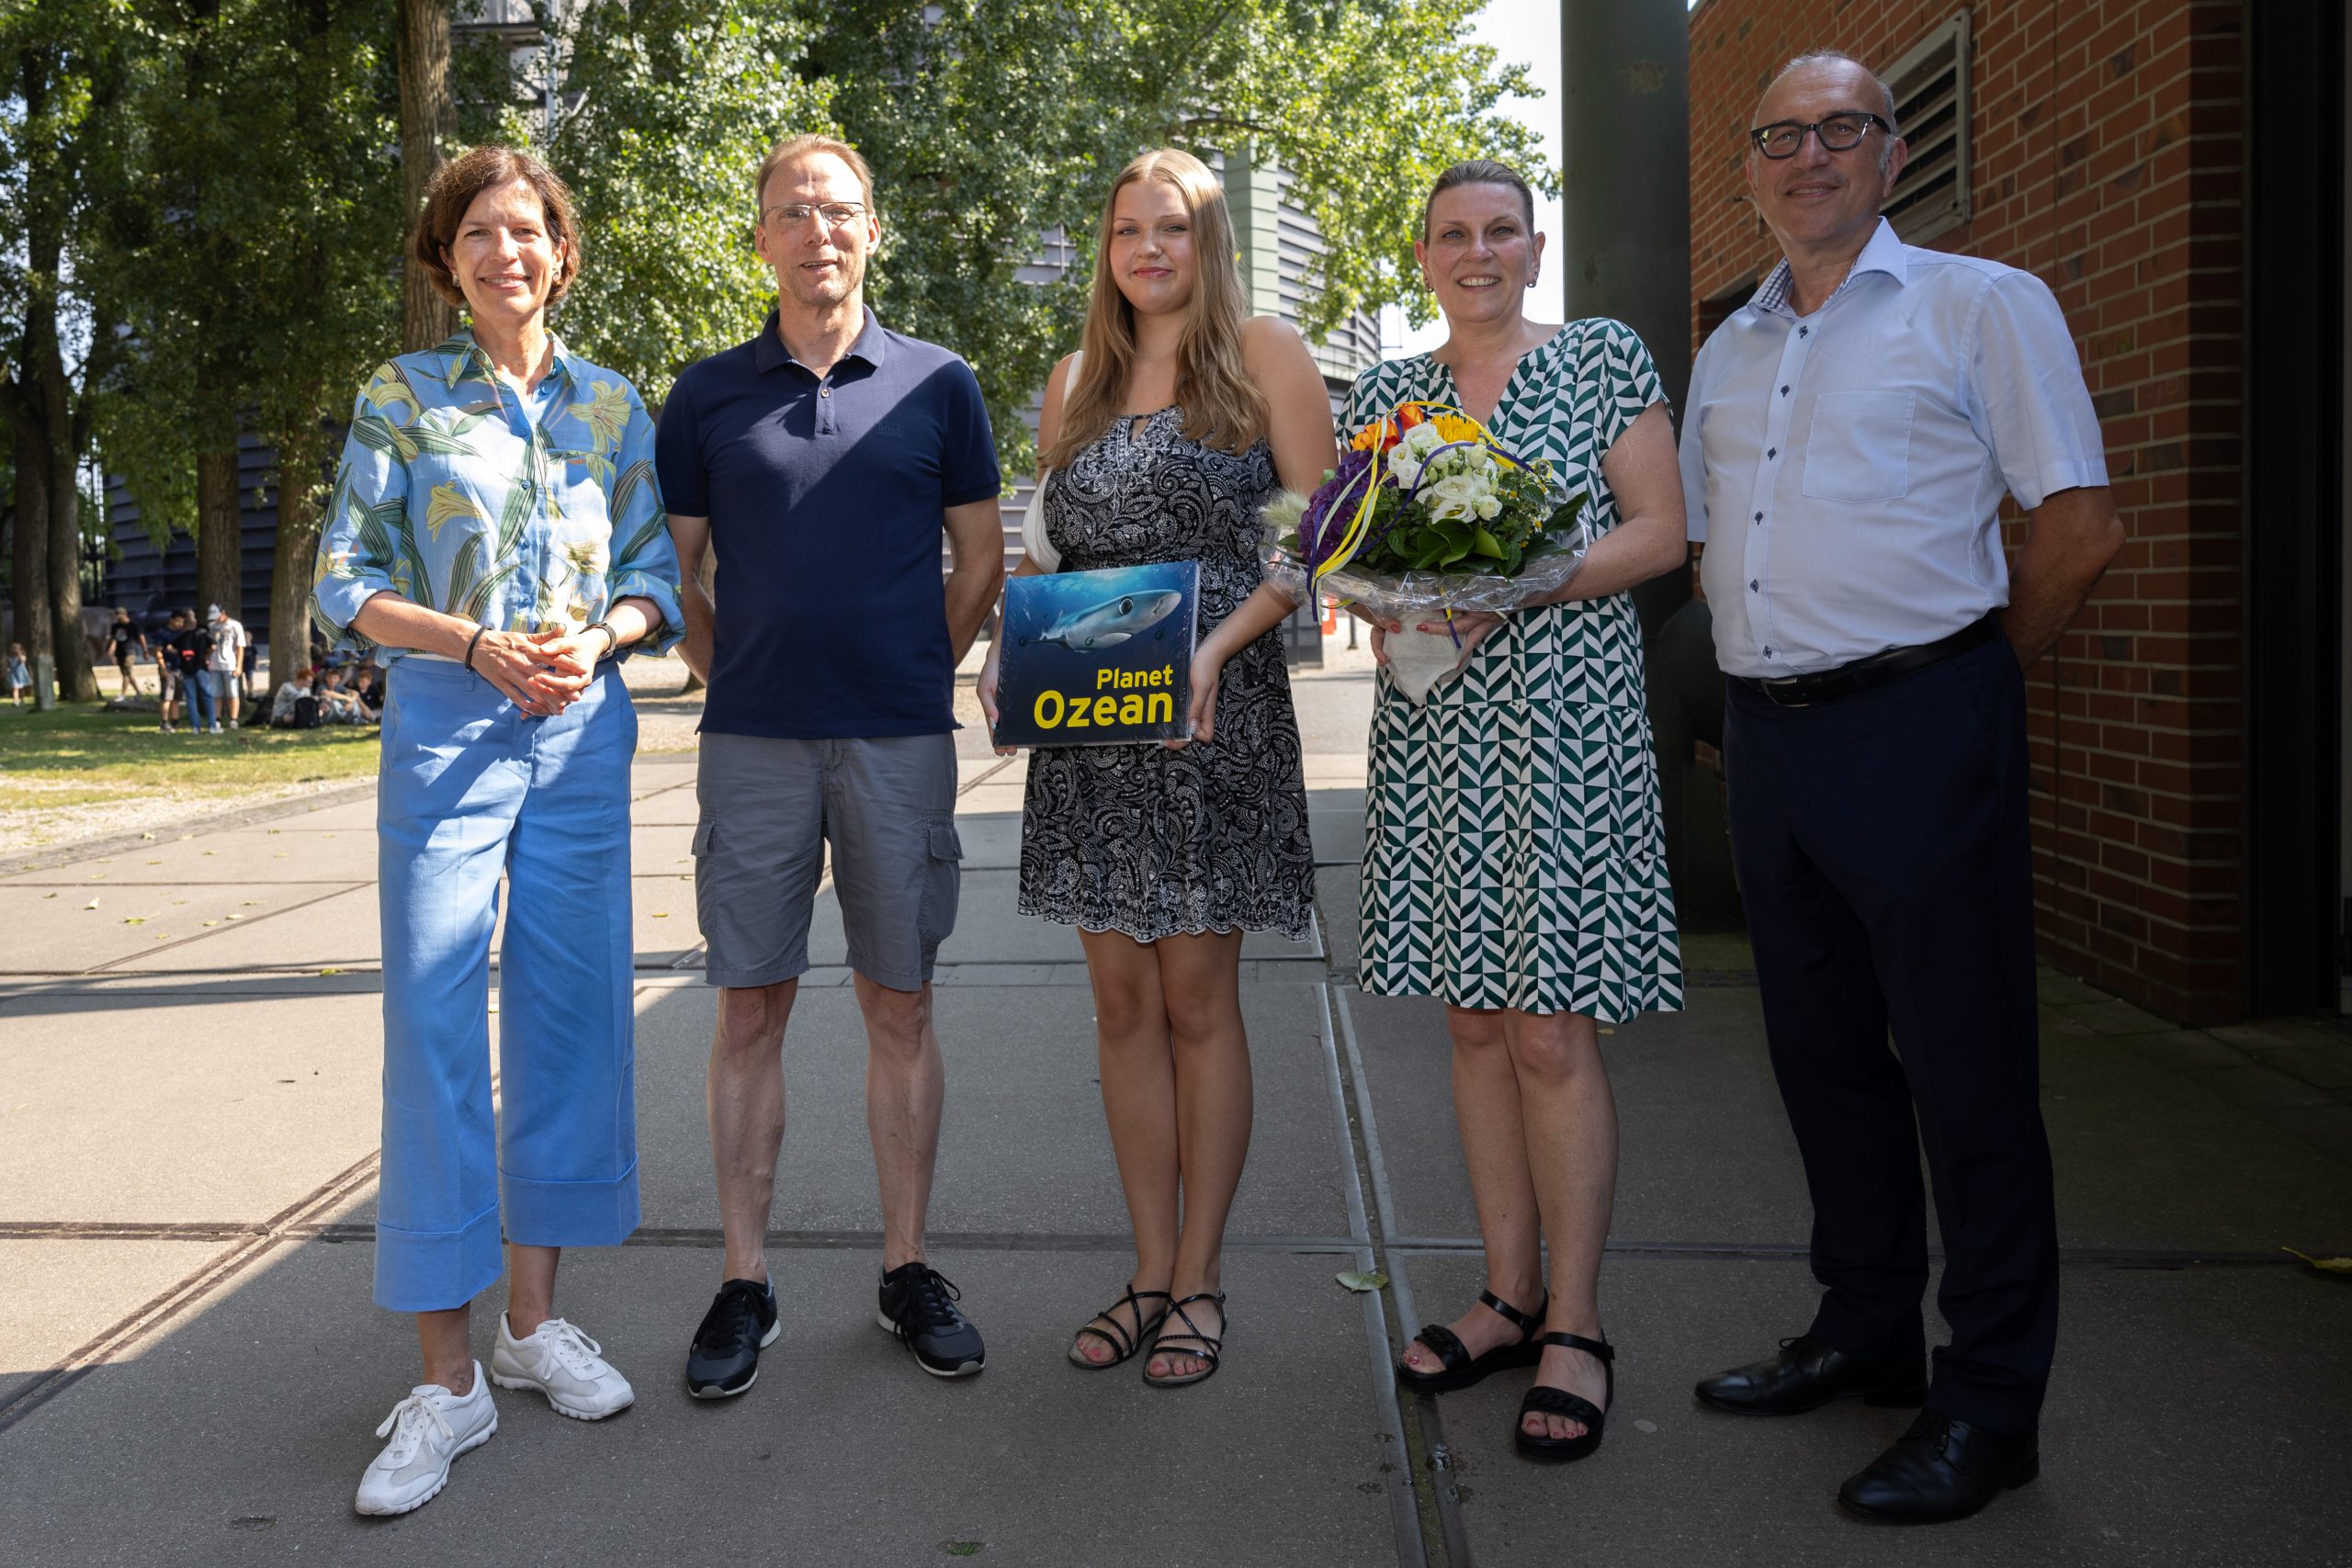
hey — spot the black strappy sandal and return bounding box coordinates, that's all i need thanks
[1142,1292,1226,1389]
[1395,1290,1548,1394]
[1515,1332,1614,1463]
[1068,1287,1171,1370]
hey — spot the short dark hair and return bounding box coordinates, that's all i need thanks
[412,145,582,310]
[1422,160,1536,241]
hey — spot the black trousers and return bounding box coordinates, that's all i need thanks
[1723,636,2057,1434]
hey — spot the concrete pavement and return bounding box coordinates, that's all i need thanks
[2,654,2349,1565]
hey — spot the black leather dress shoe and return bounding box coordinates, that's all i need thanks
[1838,1410,2040,1524]
[1693,1335,1928,1416]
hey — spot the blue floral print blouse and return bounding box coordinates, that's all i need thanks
[311,331,684,663]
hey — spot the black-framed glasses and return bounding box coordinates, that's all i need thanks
[1749,113,1891,159]
[762,201,867,229]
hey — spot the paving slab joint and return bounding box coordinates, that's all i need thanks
[1322,976,1461,1568]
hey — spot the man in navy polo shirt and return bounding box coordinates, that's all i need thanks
[658,132,1004,1396]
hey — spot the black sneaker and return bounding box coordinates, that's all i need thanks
[687,1276,779,1398]
[876,1262,986,1378]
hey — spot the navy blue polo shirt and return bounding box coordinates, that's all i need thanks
[655,308,1001,738]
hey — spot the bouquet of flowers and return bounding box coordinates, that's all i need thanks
[1261,401,1589,701]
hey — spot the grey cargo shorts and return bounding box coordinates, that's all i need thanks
[694,732,962,991]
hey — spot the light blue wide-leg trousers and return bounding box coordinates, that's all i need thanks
[373,657,640,1313]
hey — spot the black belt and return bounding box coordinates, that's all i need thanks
[1730,614,2004,707]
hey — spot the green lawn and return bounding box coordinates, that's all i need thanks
[0,701,379,807]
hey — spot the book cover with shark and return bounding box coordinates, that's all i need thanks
[993,562,1198,748]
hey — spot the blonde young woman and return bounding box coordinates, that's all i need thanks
[978,149,1337,1386]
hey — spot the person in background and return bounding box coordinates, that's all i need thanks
[205,604,246,731]
[169,610,216,734]
[155,614,184,730]
[240,637,259,705]
[6,643,27,707]
[318,666,367,724]
[1682,51,2120,1526]
[109,609,148,698]
[351,664,384,721]
[270,666,316,728]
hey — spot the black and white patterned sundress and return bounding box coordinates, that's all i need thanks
[1349,320,1684,1021]
[1017,407,1315,942]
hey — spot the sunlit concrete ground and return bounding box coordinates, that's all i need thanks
[2,645,2347,1566]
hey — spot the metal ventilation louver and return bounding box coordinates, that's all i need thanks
[1882,12,1973,243]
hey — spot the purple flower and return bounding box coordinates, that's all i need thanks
[1304,447,1374,568]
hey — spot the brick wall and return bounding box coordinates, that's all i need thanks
[1687,0,2249,1023]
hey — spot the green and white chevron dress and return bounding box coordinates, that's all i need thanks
[1348,319,1683,1021]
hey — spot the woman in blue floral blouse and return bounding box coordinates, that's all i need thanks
[311,145,682,1517]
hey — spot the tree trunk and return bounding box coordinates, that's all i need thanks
[44,441,96,700]
[9,419,53,694]
[196,446,243,623]
[267,415,330,689]
[396,0,457,352]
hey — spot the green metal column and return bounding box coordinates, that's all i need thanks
[1560,0,1692,640]
[1564,1,1736,927]
[1560,0,1692,412]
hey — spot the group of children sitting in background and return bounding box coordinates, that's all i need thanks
[269,663,381,728]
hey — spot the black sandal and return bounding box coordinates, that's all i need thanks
[1142,1292,1226,1389]
[1068,1287,1170,1370]
[1515,1332,1614,1463]
[1396,1290,1548,1394]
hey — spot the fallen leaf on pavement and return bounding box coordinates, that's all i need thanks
[1336,1270,1389,1293]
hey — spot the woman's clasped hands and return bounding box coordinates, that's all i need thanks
[473,624,602,716]
[1365,607,1508,669]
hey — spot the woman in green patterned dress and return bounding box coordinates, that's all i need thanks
[1359,162,1687,1463]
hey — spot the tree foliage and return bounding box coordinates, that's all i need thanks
[540,0,831,400]
[532,0,1546,469]
[7,0,1547,665]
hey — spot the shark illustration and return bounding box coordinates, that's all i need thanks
[1023,589,1185,650]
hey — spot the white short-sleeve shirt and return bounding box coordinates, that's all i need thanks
[1679,220,2108,678]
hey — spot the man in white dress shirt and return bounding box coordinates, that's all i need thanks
[1679,51,2121,1526]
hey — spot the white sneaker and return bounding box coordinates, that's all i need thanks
[209,722,221,734]
[353,1364,496,1517]
[490,1313,636,1420]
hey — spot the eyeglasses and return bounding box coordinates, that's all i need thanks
[762,201,868,229]
[1748,113,1892,159]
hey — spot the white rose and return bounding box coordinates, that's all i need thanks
[1388,448,1422,490]
[1475,495,1501,521]
[1424,473,1482,521]
[1401,422,1446,458]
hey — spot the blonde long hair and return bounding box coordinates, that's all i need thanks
[1042,148,1270,468]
